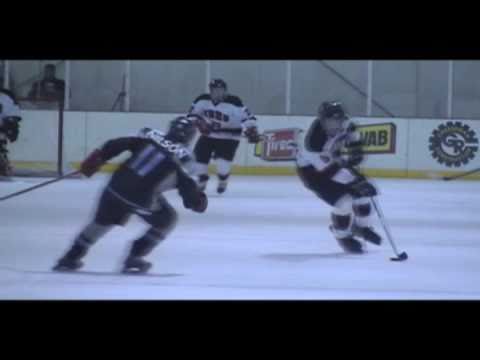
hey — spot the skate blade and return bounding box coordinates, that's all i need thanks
[122,265,152,275]
[52,266,81,273]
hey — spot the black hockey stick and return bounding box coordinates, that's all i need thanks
[0,170,82,202]
[442,167,480,181]
[370,197,408,262]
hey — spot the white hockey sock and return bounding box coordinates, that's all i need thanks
[195,163,209,185]
[216,158,233,180]
[353,197,373,228]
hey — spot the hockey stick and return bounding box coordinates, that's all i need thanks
[370,197,408,262]
[441,167,480,181]
[0,170,82,202]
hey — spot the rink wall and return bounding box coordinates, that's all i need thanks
[9,110,480,180]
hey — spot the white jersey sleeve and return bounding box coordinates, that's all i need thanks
[296,118,356,172]
[240,105,257,131]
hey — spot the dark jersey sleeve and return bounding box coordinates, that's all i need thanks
[304,118,327,152]
[99,136,147,162]
[176,166,202,208]
[225,95,244,107]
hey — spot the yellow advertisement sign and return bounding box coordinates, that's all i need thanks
[356,123,396,154]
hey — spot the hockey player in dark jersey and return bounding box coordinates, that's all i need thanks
[53,116,207,274]
[296,101,382,254]
[188,78,260,194]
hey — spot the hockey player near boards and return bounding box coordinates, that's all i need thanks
[296,101,382,254]
[0,89,21,177]
[53,116,207,274]
[188,78,260,194]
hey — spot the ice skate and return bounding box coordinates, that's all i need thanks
[353,225,382,245]
[336,235,365,254]
[52,243,87,272]
[217,180,228,194]
[122,256,152,274]
[52,258,84,272]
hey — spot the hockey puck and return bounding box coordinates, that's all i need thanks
[390,252,408,261]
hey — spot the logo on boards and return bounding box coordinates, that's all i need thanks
[429,121,479,167]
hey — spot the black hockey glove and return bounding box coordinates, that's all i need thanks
[190,191,208,213]
[80,149,105,177]
[181,189,208,213]
[190,114,212,136]
[177,170,208,213]
[1,116,21,142]
[344,140,364,167]
[243,126,261,144]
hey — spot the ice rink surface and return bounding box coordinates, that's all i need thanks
[1,174,479,300]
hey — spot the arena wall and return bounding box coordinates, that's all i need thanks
[9,110,480,180]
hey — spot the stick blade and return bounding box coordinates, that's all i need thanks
[390,252,408,262]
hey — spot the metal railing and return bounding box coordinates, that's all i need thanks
[0,60,465,118]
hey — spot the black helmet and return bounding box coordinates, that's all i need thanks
[209,78,228,90]
[318,101,348,120]
[166,116,196,144]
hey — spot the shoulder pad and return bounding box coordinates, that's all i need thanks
[224,95,244,107]
[193,94,211,103]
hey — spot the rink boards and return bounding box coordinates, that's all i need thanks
[9,110,480,180]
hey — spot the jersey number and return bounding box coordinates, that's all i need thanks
[128,144,166,177]
[204,109,229,123]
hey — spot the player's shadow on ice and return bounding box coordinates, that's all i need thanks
[51,271,185,278]
[262,253,362,262]
[0,266,184,278]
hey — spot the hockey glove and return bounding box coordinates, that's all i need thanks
[344,140,364,167]
[1,116,21,142]
[182,190,208,213]
[177,169,208,213]
[243,126,261,144]
[80,149,105,177]
[191,191,208,213]
[190,114,212,136]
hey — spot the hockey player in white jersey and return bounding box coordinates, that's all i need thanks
[0,89,21,177]
[188,79,260,194]
[296,101,382,254]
